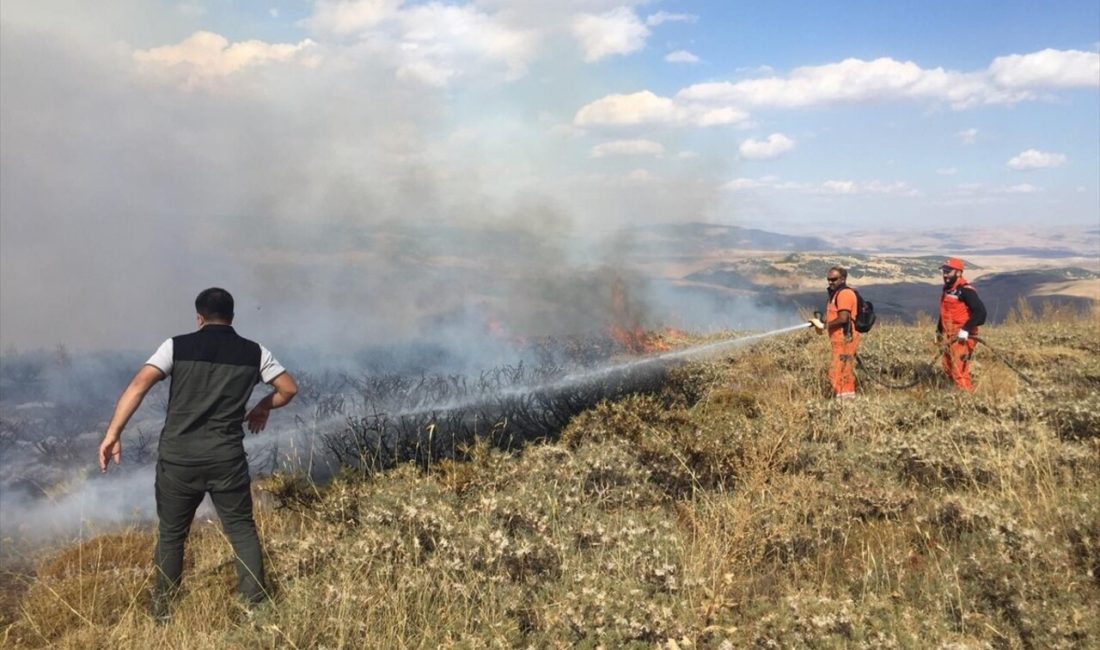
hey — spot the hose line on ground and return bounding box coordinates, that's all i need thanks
[854,353,927,390]
[855,336,1036,391]
[972,336,1036,386]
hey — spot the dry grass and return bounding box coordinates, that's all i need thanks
[3,314,1099,648]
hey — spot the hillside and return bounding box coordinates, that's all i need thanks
[2,308,1099,648]
[622,223,1099,331]
[680,256,1099,324]
[634,223,832,256]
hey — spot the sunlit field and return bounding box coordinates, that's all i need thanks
[2,303,1097,648]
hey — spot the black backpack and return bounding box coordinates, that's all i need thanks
[833,287,877,333]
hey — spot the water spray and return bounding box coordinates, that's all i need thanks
[343,322,814,421]
[1,323,813,538]
[525,322,811,391]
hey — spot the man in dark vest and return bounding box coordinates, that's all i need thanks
[97,287,298,621]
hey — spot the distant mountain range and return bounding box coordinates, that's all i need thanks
[633,222,1099,259]
[630,223,1099,326]
[675,266,1097,325]
[634,223,831,254]
[685,253,980,282]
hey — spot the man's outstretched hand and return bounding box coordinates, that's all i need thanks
[98,364,164,473]
[247,404,271,433]
[246,373,298,434]
[98,432,121,472]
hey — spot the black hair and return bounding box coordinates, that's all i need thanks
[195,287,234,322]
[829,266,848,280]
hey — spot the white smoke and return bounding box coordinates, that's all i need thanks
[0,1,773,544]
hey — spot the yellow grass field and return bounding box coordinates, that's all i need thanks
[3,307,1098,648]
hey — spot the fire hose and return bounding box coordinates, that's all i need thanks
[929,334,1036,387]
[809,311,929,390]
[972,335,1036,386]
[854,337,1036,390]
[854,353,929,390]
[856,337,1036,390]
[807,314,1034,389]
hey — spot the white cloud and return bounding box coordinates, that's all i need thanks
[574,90,749,127]
[677,57,998,109]
[133,31,316,85]
[739,64,776,76]
[724,177,764,191]
[575,91,676,125]
[936,167,958,176]
[855,180,920,196]
[575,48,1099,127]
[550,123,587,139]
[821,180,856,194]
[1006,149,1067,170]
[177,2,206,17]
[724,176,919,196]
[682,50,1099,109]
[572,7,649,62]
[988,48,1100,88]
[944,183,1043,204]
[958,182,1041,194]
[739,133,796,160]
[956,128,978,144]
[391,4,538,84]
[803,179,919,196]
[270,8,280,18]
[645,11,697,26]
[303,2,541,86]
[306,0,402,36]
[590,138,665,158]
[303,1,660,82]
[665,50,699,64]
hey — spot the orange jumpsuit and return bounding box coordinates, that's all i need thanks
[826,287,860,397]
[939,278,983,392]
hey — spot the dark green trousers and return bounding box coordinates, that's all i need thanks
[153,456,266,610]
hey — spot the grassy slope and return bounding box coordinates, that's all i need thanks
[3,309,1099,649]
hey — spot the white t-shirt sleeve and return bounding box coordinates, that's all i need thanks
[259,345,287,383]
[145,338,173,375]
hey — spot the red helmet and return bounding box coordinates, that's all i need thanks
[941,257,965,271]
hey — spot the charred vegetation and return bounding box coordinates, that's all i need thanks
[315,346,677,478]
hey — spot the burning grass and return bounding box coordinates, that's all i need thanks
[3,311,1099,648]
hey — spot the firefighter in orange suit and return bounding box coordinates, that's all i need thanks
[937,257,987,391]
[812,266,860,398]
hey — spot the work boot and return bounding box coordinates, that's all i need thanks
[149,581,180,626]
[235,592,274,626]
[149,595,171,626]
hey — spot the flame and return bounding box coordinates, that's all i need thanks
[608,276,670,354]
[609,324,671,354]
[485,315,507,338]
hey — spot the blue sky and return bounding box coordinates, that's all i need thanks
[1,1,1098,348]
[111,0,1099,230]
[4,0,1097,231]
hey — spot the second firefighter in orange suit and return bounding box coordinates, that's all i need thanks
[937,257,987,391]
[816,266,860,398]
